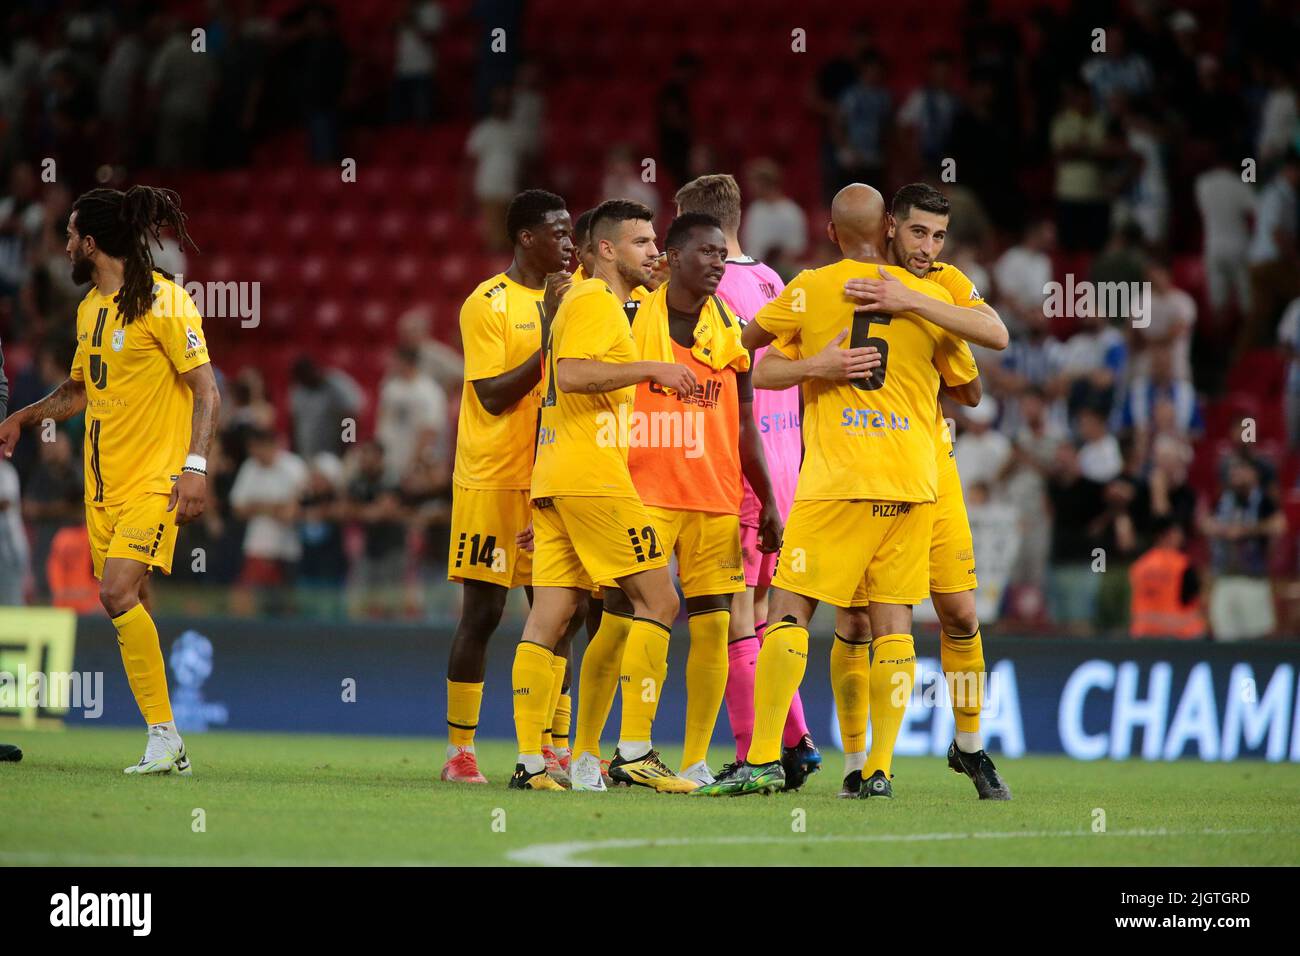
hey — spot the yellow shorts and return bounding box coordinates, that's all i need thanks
[86,494,179,580]
[447,483,532,589]
[930,453,978,593]
[644,506,745,598]
[531,495,669,590]
[774,498,933,607]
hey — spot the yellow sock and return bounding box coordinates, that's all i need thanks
[830,632,870,755]
[542,657,566,749]
[749,620,808,765]
[553,693,571,749]
[446,680,483,748]
[574,611,631,757]
[866,633,915,778]
[940,629,985,735]
[111,603,172,725]
[511,641,555,757]
[681,608,729,768]
[617,617,672,746]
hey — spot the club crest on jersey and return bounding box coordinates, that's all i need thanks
[111,328,126,352]
[185,326,201,350]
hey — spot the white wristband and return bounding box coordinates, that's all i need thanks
[184,454,208,473]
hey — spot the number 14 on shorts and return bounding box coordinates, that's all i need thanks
[455,532,505,572]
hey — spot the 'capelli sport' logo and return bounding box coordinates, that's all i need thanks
[50,886,151,936]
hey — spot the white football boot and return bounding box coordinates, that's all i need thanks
[569,751,608,792]
[124,725,192,776]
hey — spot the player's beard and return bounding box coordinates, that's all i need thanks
[616,257,650,290]
[70,251,93,285]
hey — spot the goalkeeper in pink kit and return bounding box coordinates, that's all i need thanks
[674,174,820,789]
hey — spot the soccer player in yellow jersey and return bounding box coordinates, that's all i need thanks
[508,198,699,792]
[696,184,978,797]
[444,189,583,786]
[0,186,219,776]
[567,213,782,792]
[834,183,1013,799]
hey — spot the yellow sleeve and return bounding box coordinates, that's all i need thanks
[69,338,84,382]
[460,292,508,382]
[555,294,620,361]
[151,287,209,373]
[934,332,979,387]
[754,270,809,354]
[934,263,986,307]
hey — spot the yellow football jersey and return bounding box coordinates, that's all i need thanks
[531,278,640,499]
[926,261,986,308]
[454,272,546,490]
[756,259,976,504]
[69,272,209,507]
[925,261,985,464]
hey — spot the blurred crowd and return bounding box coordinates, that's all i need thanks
[2,1,1300,636]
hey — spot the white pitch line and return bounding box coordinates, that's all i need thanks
[505,828,1280,867]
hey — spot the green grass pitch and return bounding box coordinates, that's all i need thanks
[2,727,1297,866]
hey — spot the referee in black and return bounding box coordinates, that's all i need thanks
[0,335,19,763]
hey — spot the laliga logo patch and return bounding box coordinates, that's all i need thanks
[111,328,125,352]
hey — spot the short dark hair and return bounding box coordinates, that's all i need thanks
[675,175,742,234]
[505,189,566,246]
[589,198,654,243]
[892,183,950,221]
[573,208,596,247]
[665,212,722,251]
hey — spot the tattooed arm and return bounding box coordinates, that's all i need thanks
[0,378,87,458]
[168,363,221,525]
[181,363,221,458]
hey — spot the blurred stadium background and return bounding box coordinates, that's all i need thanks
[1,0,1299,761]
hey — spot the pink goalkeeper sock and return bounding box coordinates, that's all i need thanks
[783,690,810,748]
[725,636,759,762]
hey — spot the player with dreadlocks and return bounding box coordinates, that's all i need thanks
[0,185,220,776]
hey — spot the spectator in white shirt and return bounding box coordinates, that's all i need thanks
[1076,407,1123,483]
[993,219,1055,334]
[601,143,660,215]
[1245,151,1300,355]
[1131,259,1196,382]
[377,346,448,483]
[466,87,522,250]
[391,0,441,123]
[740,157,807,261]
[229,429,308,586]
[955,397,1011,495]
[1195,145,1255,320]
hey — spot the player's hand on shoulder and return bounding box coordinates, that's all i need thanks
[649,362,698,396]
[844,270,914,313]
[810,329,880,382]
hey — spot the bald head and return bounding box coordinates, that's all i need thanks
[830,183,886,252]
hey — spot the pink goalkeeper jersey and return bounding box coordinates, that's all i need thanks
[716,257,801,526]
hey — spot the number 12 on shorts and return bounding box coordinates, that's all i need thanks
[625,525,662,563]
